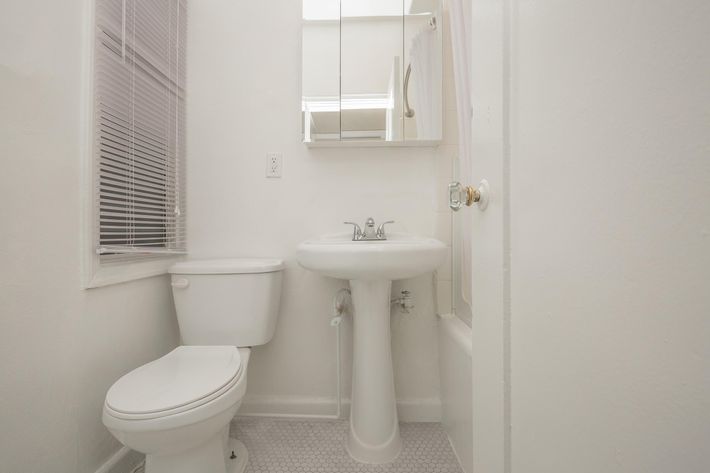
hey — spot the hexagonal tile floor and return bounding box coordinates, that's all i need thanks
[230,417,463,473]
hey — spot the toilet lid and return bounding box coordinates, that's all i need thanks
[106,346,242,415]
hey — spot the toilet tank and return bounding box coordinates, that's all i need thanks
[169,258,284,346]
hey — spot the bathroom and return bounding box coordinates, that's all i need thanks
[1,0,708,472]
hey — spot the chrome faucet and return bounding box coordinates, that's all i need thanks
[344,218,395,241]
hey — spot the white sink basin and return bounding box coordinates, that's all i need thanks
[297,232,447,281]
[296,231,447,464]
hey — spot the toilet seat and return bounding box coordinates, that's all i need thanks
[105,346,243,421]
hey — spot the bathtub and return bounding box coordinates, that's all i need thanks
[438,313,473,473]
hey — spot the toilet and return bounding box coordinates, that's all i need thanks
[102,258,284,473]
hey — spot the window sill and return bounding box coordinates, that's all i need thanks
[84,256,183,289]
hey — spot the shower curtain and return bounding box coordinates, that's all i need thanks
[447,0,473,307]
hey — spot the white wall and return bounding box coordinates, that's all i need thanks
[0,2,180,472]
[508,0,710,471]
[186,0,456,418]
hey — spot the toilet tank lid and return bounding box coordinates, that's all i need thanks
[169,258,284,275]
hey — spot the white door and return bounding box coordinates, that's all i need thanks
[463,1,710,472]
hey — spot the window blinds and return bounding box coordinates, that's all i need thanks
[94,0,186,261]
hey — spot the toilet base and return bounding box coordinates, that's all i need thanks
[227,439,249,473]
[143,433,248,473]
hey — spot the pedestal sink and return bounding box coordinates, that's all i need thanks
[296,232,447,463]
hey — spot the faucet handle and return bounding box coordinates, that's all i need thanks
[344,221,363,240]
[376,220,395,238]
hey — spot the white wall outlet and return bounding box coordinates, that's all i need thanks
[266,152,283,178]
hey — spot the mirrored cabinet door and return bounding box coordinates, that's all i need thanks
[302,0,341,142]
[302,0,442,146]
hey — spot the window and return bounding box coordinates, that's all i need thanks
[93,0,187,267]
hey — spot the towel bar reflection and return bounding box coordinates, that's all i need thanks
[403,17,436,120]
[404,64,415,118]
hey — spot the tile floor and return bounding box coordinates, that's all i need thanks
[231,417,463,473]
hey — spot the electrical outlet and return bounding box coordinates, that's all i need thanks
[266,152,282,178]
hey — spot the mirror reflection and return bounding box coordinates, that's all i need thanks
[302,0,442,145]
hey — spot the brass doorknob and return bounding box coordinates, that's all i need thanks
[448,180,489,211]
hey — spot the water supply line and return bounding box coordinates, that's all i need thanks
[330,287,351,419]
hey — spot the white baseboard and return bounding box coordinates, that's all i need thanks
[397,398,442,422]
[238,395,441,422]
[94,446,144,473]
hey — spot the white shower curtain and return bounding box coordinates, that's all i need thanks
[447,0,473,306]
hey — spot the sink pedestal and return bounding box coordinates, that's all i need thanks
[347,279,402,464]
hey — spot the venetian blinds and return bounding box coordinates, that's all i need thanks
[94,0,187,261]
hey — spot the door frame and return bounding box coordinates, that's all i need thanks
[468,0,511,472]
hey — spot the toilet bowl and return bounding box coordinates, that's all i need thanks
[102,258,284,473]
[103,346,250,473]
